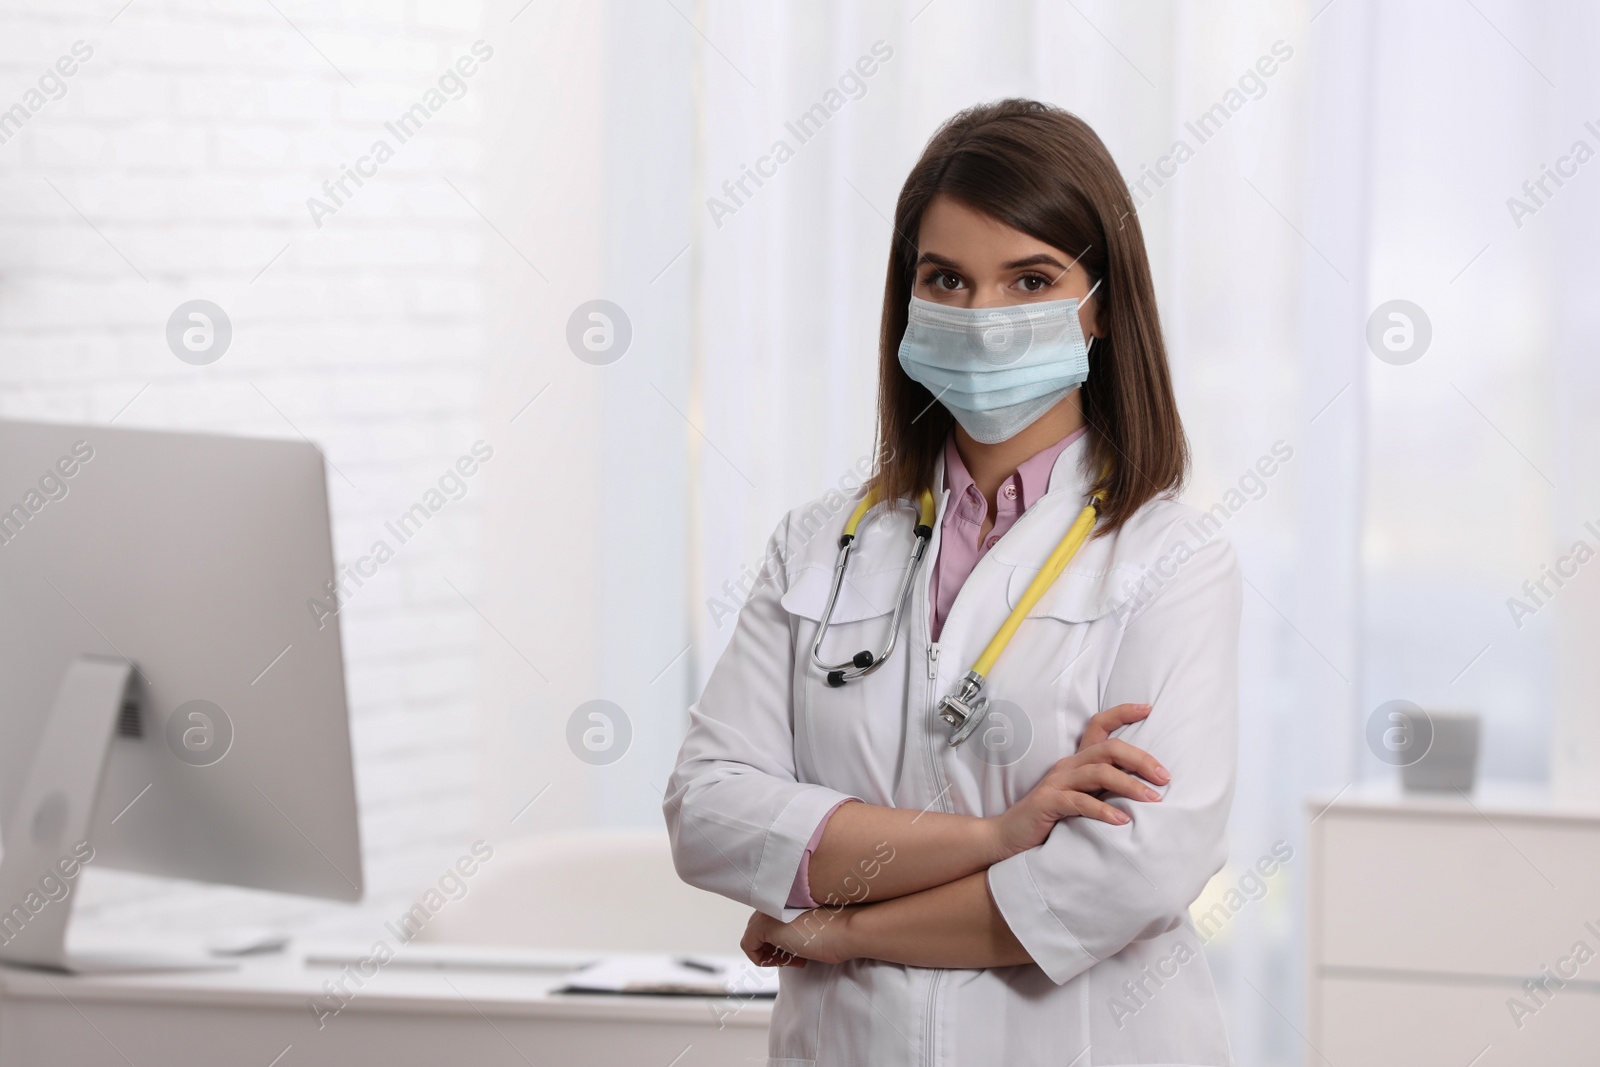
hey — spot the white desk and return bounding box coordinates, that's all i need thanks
[0,943,771,1066]
[1307,781,1600,1065]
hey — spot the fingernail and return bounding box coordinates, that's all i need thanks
[1154,764,1170,781]
[1145,788,1162,801]
[1113,810,1131,823]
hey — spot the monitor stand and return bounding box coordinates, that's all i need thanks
[0,656,234,974]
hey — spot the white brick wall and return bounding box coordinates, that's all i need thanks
[0,0,492,937]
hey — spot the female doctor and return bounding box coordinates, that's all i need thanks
[665,99,1242,1066]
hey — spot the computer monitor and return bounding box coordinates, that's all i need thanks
[0,418,363,972]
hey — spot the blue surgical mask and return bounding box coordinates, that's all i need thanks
[897,278,1102,444]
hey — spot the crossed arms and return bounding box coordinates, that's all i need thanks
[739,703,1170,971]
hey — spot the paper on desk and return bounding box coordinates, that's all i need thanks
[556,954,779,998]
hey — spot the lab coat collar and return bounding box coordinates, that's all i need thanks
[987,429,1116,574]
[1044,428,1094,500]
[830,427,1135,632]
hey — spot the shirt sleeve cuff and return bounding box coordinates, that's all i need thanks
[760,788,860,922]
[784,798,858,910]
[986,848,1099,985]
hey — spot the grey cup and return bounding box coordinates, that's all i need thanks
[1400,711,1480,792]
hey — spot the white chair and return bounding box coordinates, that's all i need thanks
[414,829,754,956]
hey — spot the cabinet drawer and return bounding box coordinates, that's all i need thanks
[1314,812,1600,976]
[1316,974,1600,1066]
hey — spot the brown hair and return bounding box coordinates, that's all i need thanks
[868,98,1187,539]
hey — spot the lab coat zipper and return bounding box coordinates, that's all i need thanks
[920,578,951,812]
[922,637,948,1067]
[922,637,947,1067]
[923,969,944,1067]
[920,487,953,816]
[918,494,950,1067]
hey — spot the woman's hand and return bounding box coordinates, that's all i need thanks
[1076,701,1156,750]
[740,906,857,968]
[987,703,1169,859]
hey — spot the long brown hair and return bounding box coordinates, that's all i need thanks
[868,98,1187,538]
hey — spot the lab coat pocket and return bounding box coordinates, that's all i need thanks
[991,560,1145,766]
[780,563,910,793]
[768,961,843,1065]
[1004,559,1146,624]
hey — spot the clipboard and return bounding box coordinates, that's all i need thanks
[555,954,779,998]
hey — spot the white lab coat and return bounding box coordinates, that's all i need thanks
[665,435,1241,1066]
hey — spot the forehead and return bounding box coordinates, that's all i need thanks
[915,194,1065,263]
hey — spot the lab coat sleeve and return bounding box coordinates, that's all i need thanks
[985,525,1242,985]
[663,512,860,923]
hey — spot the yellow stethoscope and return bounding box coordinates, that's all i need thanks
[810,478,1107,746]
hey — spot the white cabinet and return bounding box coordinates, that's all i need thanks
[1307,783,1600,1065]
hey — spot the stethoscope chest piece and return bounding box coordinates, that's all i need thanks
[937,671,991,747]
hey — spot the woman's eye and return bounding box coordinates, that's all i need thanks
[1018,274,1049,292]
[925,270,962,291]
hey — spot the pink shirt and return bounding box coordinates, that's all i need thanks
[785,426,1088,909]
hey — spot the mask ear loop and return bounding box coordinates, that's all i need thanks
[1080,275,1103,354]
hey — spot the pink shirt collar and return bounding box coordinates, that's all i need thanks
[941,424,1088,512]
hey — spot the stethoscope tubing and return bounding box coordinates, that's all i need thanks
[809,477,1106,744]
[810,494,934,686]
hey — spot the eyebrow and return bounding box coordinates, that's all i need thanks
[914,251,1074,272]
